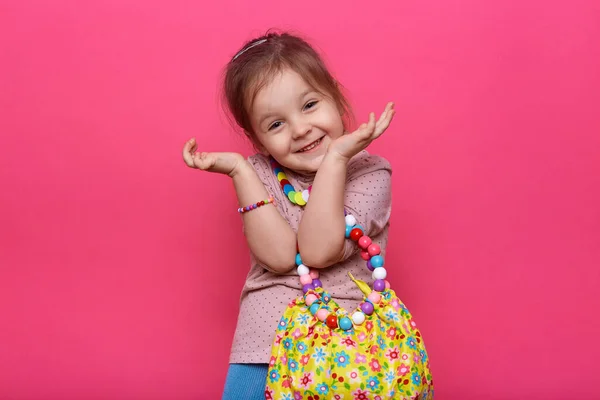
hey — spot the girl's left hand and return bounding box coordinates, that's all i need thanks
[328,102,395,162]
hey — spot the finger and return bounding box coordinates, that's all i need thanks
[353,111,378,140]
[360,112,375,130]
[354,113,376,141]
[365,112,376,135]
[374,109,395,137]
[184,137,196,148]
[377,103,393,124]
[183,153,194,167]
[182,139,196,167]
[194,152,216,171]
[376,102,394,126]
[378,109,395,132]
[192,152,207,170]
[183,137,198,154]
[182,138,191,153]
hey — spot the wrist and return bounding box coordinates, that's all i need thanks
[229,158,252,179]
[323,151,351,168]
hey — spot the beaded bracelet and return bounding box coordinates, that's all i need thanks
[238,195,276,214]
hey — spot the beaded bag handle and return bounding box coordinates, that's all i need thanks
[271,158,389,332]
[294,211,388,332]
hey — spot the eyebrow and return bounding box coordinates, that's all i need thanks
[258,89,317,127]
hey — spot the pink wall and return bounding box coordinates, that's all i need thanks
[1,0,599,399]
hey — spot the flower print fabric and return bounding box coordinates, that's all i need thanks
[266,282,434,399]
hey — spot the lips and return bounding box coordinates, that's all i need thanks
[297,138,322,153]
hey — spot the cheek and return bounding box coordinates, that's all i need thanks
[262,134,290,155]
[329,119,345,139]
[323,107,345,135]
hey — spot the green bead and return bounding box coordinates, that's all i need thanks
[288,191,297,203]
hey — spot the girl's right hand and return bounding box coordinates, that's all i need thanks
[182,137,245,177]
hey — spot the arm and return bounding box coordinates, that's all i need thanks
[296,153,347,267]
[183,138,296,274]
[297,102,396,267]
[232,161,297,273]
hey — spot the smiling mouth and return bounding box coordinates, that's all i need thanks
[297,138,322,153]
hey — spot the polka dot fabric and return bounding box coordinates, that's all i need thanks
[229,151,392,364]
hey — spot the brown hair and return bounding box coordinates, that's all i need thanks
[222,31,354,145]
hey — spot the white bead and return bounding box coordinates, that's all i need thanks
[345,215,357,227]
[352,311,366,325]
[297,264,310,276]
[302,189,310,202]
[372,267,387,280]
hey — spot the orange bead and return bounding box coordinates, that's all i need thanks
[326,314,338,329]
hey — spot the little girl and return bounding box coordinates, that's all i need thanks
[183,32,428,399]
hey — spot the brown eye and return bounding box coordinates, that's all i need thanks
[268,121,283,131]
[304,101,318,110]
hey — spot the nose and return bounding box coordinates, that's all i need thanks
[291,117,312,140]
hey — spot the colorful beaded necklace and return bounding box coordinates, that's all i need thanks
[271,158,390,332]
[270,158,311,206]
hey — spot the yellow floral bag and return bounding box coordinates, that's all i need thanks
[265,273,434,400]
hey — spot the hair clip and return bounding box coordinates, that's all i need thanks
[232,39,267,60]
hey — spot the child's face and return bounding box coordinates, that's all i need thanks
[250,68,345,173]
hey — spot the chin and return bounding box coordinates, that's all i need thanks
[278,149,328,173]
[299,154,326,173]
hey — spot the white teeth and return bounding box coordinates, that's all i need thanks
[299,138,321,152]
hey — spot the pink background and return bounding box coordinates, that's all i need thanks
[1,0,599,399]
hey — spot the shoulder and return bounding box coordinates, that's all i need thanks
[347,151,392,181]
[247,153,271,173]
[247,153,280,185]
[246,153,281,194]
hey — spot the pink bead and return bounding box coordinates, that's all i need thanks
[360,251,371,261]
[367,292,381,304]
[300,275,313,285]
[385,280,391,289]
[358,236,372,250]
[309,270,320,279]
[367,244,381,256]
[316,309,329,321]
[305,294,318,306]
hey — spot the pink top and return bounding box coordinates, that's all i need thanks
[229,150,392,363]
